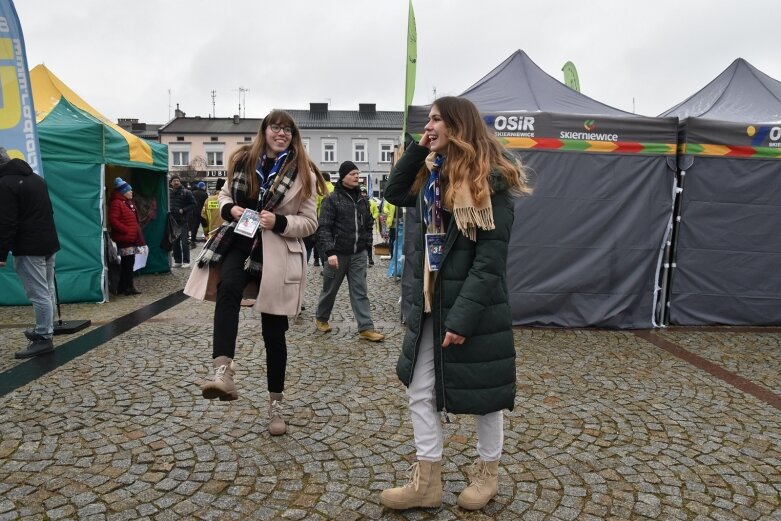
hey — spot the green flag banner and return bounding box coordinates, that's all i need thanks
[403,0,417,136]
[562,61,580,92]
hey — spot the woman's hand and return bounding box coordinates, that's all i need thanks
[230,206,245,221]
[442,331,465,348]
[419,131,432,149]
[259,210,276,229]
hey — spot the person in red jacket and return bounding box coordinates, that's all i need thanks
[108,177,146,295]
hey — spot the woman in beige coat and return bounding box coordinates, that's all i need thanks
[185,110,325,435]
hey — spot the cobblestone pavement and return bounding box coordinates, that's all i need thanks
[1,254,780,520]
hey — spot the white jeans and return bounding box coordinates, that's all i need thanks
[407,317,504,462]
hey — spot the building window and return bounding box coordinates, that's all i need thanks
[379,141,394,163]
[244,136,252,142]
[302,138,310,154]
[353,140,367,163]
[210,136,218,142]
[176,136,184,141]
[172,151,189,166]
[322,139,336,163]
[207,151,224,167]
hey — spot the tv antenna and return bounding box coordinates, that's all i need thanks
[211,90,216,117]
[235,86,249,118]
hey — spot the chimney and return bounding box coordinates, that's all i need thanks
[233,114,240,124]
[174,103,185,118]
[359,103,376,113]
[310,102,328,113]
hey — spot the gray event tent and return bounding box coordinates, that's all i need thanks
[403,50,679,328]
[659,58,781,325]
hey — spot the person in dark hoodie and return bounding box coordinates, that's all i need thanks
[0,147,60,359]
[314,161,384,342]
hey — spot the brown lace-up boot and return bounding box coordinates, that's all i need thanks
[268,392,286,436]
[379,460,442,510]
[457,458,499,510]
[200,356,238,401]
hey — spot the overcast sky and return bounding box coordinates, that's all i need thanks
[14,0,781,124]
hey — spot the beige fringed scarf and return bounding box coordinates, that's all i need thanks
[422,152,495,312]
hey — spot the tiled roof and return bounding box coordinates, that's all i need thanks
[158,109,403,134]
[285,109,403,130]
[159,117,262,134]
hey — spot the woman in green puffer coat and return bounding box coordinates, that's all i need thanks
[380,96,530,512]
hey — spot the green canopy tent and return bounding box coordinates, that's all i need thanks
[0,65,169,304]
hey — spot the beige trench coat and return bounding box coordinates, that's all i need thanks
[183,169,318,316]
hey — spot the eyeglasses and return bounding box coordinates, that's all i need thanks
[269,124,293,136]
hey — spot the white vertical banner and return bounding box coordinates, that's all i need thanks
[0,0,41,175]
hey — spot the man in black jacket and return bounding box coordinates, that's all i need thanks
[314,161,384,342]
[0,147,60,359]
[190,181,208,245]
[169,175,196,267]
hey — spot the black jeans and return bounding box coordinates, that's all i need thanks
[118,254,135,293]
[213,246,289,393]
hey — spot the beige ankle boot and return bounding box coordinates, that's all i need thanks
[457,458,499,510]
[268,392,286,436]
[379,460,442,510]
[200,356,238,401]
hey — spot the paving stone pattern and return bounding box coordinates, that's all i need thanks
[1,256,780,520]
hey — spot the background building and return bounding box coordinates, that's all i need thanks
[158,103,403,196]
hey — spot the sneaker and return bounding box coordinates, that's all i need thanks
[368,259,375,266]
[15,335,54,359]
[314,319,332,333]
[172,262,181,268]
[359,330,385,342]
[181,262,191,268]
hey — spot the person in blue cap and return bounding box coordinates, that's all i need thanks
[108,177,146,295]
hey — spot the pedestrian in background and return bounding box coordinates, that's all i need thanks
[169,174,195,267]
[185,110,325,436]
[361,185,378,266]
[311,171,334,267]
[190,180,208,245]
[108,177,146,296]
[314,161,384,342]
[201,178,226,238]
[0,147,60,359]
[380,96,530,511]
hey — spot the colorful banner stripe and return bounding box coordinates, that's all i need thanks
[681,143,781,159]
[499,137,676,156]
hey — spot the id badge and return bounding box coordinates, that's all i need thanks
[425,233,446,272]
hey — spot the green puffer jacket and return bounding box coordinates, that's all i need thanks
[384,142,516,415]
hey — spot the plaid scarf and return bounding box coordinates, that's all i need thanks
[196,151,297,275]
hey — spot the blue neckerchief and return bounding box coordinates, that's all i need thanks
[255,150,290,208]
[422,154,444,230]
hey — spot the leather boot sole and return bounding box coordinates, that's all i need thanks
[201,387,238,401]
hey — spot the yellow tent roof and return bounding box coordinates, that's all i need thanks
[31,64,156,165]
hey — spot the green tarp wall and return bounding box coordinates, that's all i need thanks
[0,98,168,305]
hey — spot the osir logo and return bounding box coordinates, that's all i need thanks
[584,119,596,131]
[748,125,781,146]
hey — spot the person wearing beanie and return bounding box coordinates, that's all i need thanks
[109,177,146,296]
[338,160,358,181]
[190,181,209,245]
[314,161,384,342]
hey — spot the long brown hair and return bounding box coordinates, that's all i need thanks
[411,96,530,206]
[226,110,320,199]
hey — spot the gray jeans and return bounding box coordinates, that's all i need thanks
[15,254,57,339]
[315,251,374,331]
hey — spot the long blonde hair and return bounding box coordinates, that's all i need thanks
[412,96,530,206]
[226,110,321,198]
